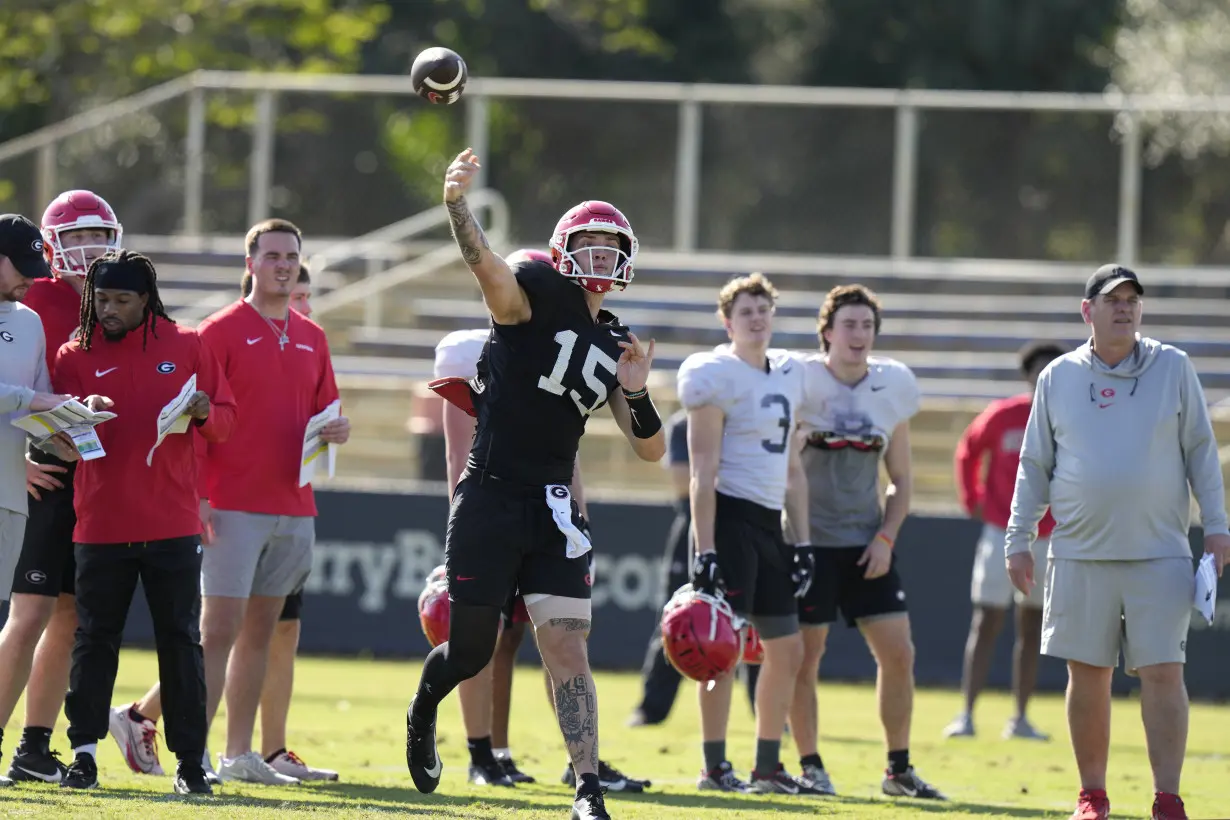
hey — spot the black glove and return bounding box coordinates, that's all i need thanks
[792,547,816,599]
[691,551,723,597]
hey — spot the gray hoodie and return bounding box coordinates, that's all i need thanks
[1006,335,1228,561]
[0,300,50,516]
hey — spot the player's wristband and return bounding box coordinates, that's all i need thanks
[623,387,663,439]
[875,532,895,549]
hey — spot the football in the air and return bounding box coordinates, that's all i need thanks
[410,47,468,105]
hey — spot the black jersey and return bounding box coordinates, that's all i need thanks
[468,261,629,485]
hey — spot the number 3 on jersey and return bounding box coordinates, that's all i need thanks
[538,329,618,417]
[761,393,792,453]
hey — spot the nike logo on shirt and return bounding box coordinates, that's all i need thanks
[246,337,262,345]
[95,367,118,377]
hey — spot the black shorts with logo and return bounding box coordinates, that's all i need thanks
[713,492,796,619]
[446,470,592,609]
[799,545,909,627]
[11,453,77,597]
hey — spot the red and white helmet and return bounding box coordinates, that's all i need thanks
[417,565,450,648]
[742,625,764,665]
[506,248,555,267]
[660,584,743,683]
[40,190,123,278]
[549,200,638,293]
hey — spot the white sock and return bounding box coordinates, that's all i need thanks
[493,747,511,761]
[73,744,97,759]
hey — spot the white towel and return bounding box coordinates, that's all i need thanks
[545,484,592,559]
[1194,552,1218,627]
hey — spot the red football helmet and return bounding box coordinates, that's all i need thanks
[549,201,637,293]
[418,565,450,648]
[40,190,123,278]
[506,248,555,267]
[742,625,764,665]
[660,584,743,683]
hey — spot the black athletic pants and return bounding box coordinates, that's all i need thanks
[66,537,205,759]
[633,503,759,722]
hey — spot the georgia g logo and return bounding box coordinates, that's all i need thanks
[156,361,176,374]
[0,330,13,343]
[550,486,569,499]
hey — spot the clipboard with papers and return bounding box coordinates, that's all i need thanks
[146,375,197,466]
[299,399,341,488]
[1194,552,1218,627]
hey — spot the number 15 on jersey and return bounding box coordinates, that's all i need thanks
[538,329,619,417]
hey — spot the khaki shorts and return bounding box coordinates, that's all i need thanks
[0,509,28,602]
[201,510,315,599]
[1041,557,1193,675]
[971,524,1047,609]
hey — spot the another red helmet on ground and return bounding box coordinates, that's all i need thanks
[660,584,742,683]
[418,566,450,648]
[549,201,637,293]
[40,189,123,277]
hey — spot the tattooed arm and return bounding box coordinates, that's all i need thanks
[443,148,531,325]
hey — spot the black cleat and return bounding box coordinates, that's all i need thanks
[571,786,611,819]
[405,699,441,794]
[882,766,947,800]
[60,753,99,790]
[468,760,514,787]
[498,757,535,784]
[7,746,67,784]
[562,759,649,793]
[173,760,214,795]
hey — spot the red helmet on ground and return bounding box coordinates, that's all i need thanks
[660,584,742,683]
[549,200,637,294]
[506,248,555,267]
[418,566,450,648]
[40,190,123,277]
[742,625,764,665]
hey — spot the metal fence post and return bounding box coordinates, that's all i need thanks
[184,87,206,236]
[248,89,278,226]
[466,93,490,193]
[35,143,56,213]
[1116,112,1141,266]
[674,97,702,253]
[891,104,919,259]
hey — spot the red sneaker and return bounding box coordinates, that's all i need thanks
[1071,788,1110,820]
[1152,792,1187,820]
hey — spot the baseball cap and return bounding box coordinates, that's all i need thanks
[0,214,51,279]
[1085,264,1142,299]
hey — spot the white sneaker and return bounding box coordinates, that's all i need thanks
[218,751,301,785]
[108,705,165,775]
[0,773,12,787]
[1003,716,1050,741]
[800,763,838,795]
[941,712,975,738]
[267,750,339,782]
[202,749,220,785]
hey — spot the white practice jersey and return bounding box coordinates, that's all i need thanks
[794,354,920,546]
[676,345,805,511]
[433,328,489,380]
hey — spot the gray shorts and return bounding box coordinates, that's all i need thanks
[201,510,314,599]
[0,509,27,602]
[1041,557,1193,675]
[971,524,1047,609]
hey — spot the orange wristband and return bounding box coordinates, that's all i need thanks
[875,532,895,548]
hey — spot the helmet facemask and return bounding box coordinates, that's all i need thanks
[48,225,121,278]
[552,228,635,294]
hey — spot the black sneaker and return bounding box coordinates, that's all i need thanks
[467,760,514,787]
[60,753,99,790]
[561,759,650,792]
[498,757,535,784]
[697,760,750,792]
[571,786,611,820]
[7,746,68,784]
[749,763,831,795]
[173,760,214,795]
[882,766,946,800]
[405,700,441,794]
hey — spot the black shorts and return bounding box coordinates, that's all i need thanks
[799,545,909,627]
[280,590,303,621]
[446,471,592,609]
[713,492,796,619]
[11,455,77,598]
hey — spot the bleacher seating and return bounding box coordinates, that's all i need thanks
[141,242,1230,513]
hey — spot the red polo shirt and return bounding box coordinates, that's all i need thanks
[22,277,81,375]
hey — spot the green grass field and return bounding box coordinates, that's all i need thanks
[1,649,1227,818]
